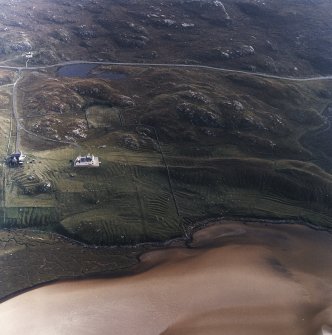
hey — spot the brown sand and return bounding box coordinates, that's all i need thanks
[0,221,332,335]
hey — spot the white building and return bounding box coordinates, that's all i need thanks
[25,52,33,59]
[74,154,100,168]
[8,151,26,166]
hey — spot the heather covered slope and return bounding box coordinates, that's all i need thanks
[1,0,332,76]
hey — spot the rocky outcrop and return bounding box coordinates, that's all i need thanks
[0,35,33,55]
[51,29,71,43]
[29,48,59,65]
[37,11,75,24]
[180,90,210,104]
[115,95,135,107]
[75,25,97,39]
[179,0,231,26]
[200,45,255,62]
[120,131,159,151]
[177,103,221,127]
[113,33,149,48]
[32,116,88,141]
[97,19,151,49]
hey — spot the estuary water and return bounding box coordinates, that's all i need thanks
[0,221,332,335]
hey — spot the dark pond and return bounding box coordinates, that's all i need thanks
[57,63,96,78]
[57,63,128,80]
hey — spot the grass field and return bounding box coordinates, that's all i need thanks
[0,66,332,245]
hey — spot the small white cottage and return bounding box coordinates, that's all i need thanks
[74,154,100,168]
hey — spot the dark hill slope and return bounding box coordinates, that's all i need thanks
[1,0,332,76]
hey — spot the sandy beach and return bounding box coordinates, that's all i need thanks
[0,221,332,335]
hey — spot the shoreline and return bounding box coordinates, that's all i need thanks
[1,220,332,334]
[1,216,331,305]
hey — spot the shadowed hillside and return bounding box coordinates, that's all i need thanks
[1,0,332,76]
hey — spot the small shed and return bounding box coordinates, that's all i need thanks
[74,154,100,168]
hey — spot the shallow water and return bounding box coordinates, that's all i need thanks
[57,63,128,80]
[0,221,332,335]
[57,63,96,78]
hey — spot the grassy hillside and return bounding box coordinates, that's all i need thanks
[0,65,329,245]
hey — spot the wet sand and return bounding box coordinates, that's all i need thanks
[0,221,332,335]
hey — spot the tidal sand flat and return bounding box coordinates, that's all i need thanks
[0,221,332,335]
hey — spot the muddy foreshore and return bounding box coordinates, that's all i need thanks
[0,219,332,335]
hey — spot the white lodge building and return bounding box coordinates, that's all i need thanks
[74,154,100,167]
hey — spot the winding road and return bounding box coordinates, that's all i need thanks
[12,69,22,152]
[2,60,332,82]
[3,59,332,154]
